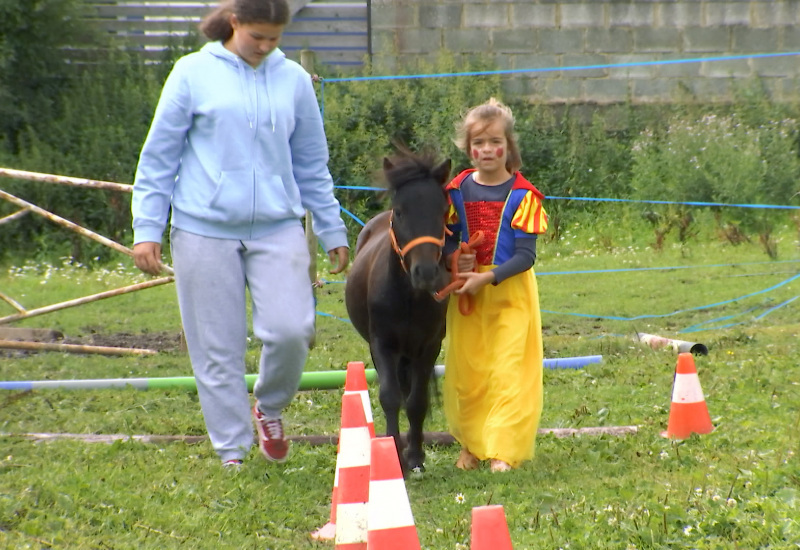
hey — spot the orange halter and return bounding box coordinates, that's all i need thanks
[388,210,446,272]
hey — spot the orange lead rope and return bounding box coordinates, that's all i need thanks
[433,230,485,315]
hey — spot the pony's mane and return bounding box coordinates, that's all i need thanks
[383,150,443,191]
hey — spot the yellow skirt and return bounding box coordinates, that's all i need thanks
[443,266,544,467]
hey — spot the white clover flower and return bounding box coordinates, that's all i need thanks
[726,498,737,508]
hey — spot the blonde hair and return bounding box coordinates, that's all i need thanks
[454,97,522,173]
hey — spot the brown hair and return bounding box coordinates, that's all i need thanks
[199,0,291,41]
[454,97,522,174]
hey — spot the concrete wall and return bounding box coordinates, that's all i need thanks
[369,0,800,104]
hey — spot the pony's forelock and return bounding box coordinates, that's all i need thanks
[383,151,443,191]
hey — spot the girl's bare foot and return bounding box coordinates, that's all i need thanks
[490,459,512,472]
[456,448,479,470]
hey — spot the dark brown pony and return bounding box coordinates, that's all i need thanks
[345,151,451,473]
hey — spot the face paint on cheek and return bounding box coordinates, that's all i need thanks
[495,147,504,158]
[472,149,480,160]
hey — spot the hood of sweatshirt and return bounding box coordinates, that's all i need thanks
[201,41,283,133]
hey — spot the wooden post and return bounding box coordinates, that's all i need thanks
[300,48,318,349]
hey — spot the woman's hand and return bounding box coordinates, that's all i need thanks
[133,242,164,276]
[328,246,350,274]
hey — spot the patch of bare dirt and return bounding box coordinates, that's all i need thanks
[65,330,183,352]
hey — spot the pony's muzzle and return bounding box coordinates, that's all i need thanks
[410,258,442,291]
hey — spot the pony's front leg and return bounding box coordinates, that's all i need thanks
[371,345,407,472]
[405,350,438,472]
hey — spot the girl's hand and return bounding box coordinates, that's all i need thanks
[455,270,495,295]
[457,253,476,273]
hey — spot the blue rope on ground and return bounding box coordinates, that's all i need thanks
[541,272,800,324]
[537,259,800,277]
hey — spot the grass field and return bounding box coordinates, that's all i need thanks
[1,208,799,549]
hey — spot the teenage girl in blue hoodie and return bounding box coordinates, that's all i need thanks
[131,0,349,467]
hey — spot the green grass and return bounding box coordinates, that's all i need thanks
[1,210,799,549]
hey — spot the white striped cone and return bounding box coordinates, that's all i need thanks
[662,352,713,439]
[345,361,376,438]
[312,361,375,540]
[471,505,513,549]
[367,437,420,550]
[334,393,372,550]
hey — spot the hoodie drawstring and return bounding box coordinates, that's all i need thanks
[235,58,254,129]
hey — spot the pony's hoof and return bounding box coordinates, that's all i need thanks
[409,466,425,480]
[456,449,479,470]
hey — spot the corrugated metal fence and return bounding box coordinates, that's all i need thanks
[83,0,370,70]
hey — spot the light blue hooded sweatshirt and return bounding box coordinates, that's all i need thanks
[132,41,348,252]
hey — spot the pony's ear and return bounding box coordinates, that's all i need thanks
[383,157,394,171]
[432,158,452,186]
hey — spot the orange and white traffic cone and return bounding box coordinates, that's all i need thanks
[334,393,372,550]
[471,505,513,549]
[312,361,376,541]
[367,437,420,550]
[346,361,376,438]
[661,352,714,439]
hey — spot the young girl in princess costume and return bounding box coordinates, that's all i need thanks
[443,98,548,472]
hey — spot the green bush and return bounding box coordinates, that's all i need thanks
[0,0,99,153]
[630,111,800,257]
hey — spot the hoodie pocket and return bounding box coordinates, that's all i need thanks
[206,170,255,224]
[208,171,297,225]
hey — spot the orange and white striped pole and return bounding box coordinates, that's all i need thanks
[334,393,372,550]
[367,436,420,549]
[662,352,714,439]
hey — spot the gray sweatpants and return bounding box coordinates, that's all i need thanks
[170,225,314,462]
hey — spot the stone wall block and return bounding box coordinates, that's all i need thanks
[586,28,634,53]
[418,5,463,29]
[511,4,557,29]
[538,29,584,54]
[634,28,682,53]
[493,30,538,53]
[701,58,752,78]
[684,27,731,52]
[371,5,418,30]
[705,3,751,26]
[560,3,606,28]
[563,54,609,77]
[658,4,703,28]
[608,3,656,28]
[443,28,492,54]
[464,4,511,28]
[732,28,779,53]
[395,28,443,54]
[607,54,658,79]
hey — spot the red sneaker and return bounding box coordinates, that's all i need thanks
[252,404,289,462]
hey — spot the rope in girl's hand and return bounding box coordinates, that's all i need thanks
[433,231,485,315]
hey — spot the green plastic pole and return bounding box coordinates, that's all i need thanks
[142,368,380,392]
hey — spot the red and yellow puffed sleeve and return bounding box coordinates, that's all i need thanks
[446,201,459,225]
[511,191,548,234]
